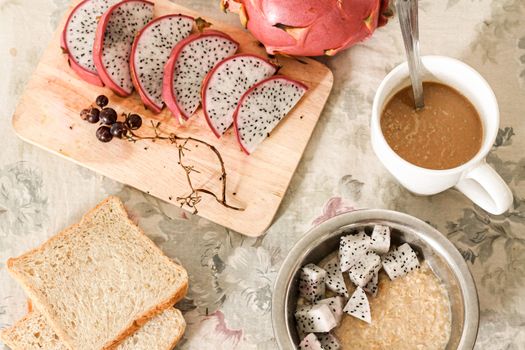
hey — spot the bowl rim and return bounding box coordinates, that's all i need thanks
[271,209,479,350]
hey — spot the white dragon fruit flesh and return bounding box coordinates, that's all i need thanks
[234,75,307,154]
[130,15,194,113]
[61,0,121,86]
[316,296,345,324]
[298,263,327,302]
[382,243,420,280]
[348,251,381,288]
[370,224,391,254]
[202,53,277,137]
[93,0,154,96]
[322,256,349,297]
[299,333,323,350]
[363,268,379,297]
[339,231,371,272]
[295,304,338,334]
[343,286,371,324]
[318,333,341,350]
[162,30,238,121]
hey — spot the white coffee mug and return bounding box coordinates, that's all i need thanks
[371,55,513,215]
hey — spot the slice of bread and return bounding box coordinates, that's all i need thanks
[0,307,186,350]
[7,196,188,350]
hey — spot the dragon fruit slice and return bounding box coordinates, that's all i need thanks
[316,296,345,324]
[370,224,391,254]
[343,286,371,324]
[382,243,420,280]
[234,75,308,154]
[298,263,326,302]
[318,333,341,350]
[347,251,381,288]
[295,304,338,334]
[363,268,379,296]
[93,0,154,96]
[201,54,278,138]
[130,15,194,113]
[299,333,323,350]
[61,0,120,86]
[323,256,349,297]
[162,31,239,121]
[339,231,371,272]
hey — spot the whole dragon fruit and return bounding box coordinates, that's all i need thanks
[220,0,391,56]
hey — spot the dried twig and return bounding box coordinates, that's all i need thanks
[126,121,243,214]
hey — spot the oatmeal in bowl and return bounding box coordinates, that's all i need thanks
[272,209,479,350]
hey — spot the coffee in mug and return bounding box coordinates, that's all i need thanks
[371,56,513,215]
[380,82,483,170]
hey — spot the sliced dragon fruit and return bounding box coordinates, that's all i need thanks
[318,333,341,350]
[370,224,391,254]
[298,263,326,302]
[322,256,349,297]
[93,0,154,96]
[363,268,379,297]
[201,53,278,138]
[299,333,323,350]
[295,304,338,334]
[162,30,238,121]
[234,75,308,154]
[316,296,345,324]
[343,286,371,324]
[339,231,371,272]
[347,251,381,288]
[61,0,120,86]
[382,243,420,280]
[130,14,194,113]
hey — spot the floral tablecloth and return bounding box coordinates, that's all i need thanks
[1,0,525,349]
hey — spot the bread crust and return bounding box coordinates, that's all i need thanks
[7,196,188,350]
[165,309,186,350]
[0,308,186,350]
[0,312,36,349]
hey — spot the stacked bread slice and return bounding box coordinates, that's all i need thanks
[0,196,188,350]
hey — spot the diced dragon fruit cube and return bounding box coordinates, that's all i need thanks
[343,286,371,324]
[318,333,341,350]
[347,251,381,288]
[316,296,345,324]
[322,256,349,297]
[299,333,323,350]
[298,263,327,302]
[339,231,371,272]
[382,243,420,280]
[370,224,391,254]
[295,304,338,334]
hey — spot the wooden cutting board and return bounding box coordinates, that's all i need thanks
[12,0,333,237]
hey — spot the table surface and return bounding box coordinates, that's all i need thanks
[1,0,524,349]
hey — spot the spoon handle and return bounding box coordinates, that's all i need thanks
[396,0,425,109]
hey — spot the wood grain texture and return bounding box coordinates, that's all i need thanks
[12,0,333,237]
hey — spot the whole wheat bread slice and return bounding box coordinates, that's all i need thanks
[7,196,188,350]
[0,307,186,350]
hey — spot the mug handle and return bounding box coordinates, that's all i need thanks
[455,160,513,215]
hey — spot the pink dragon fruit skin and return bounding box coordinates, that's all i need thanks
[221,0,391,56]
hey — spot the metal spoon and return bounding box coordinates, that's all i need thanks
[396,0,425,109]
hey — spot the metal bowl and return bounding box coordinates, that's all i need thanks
[272,209,479,349]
